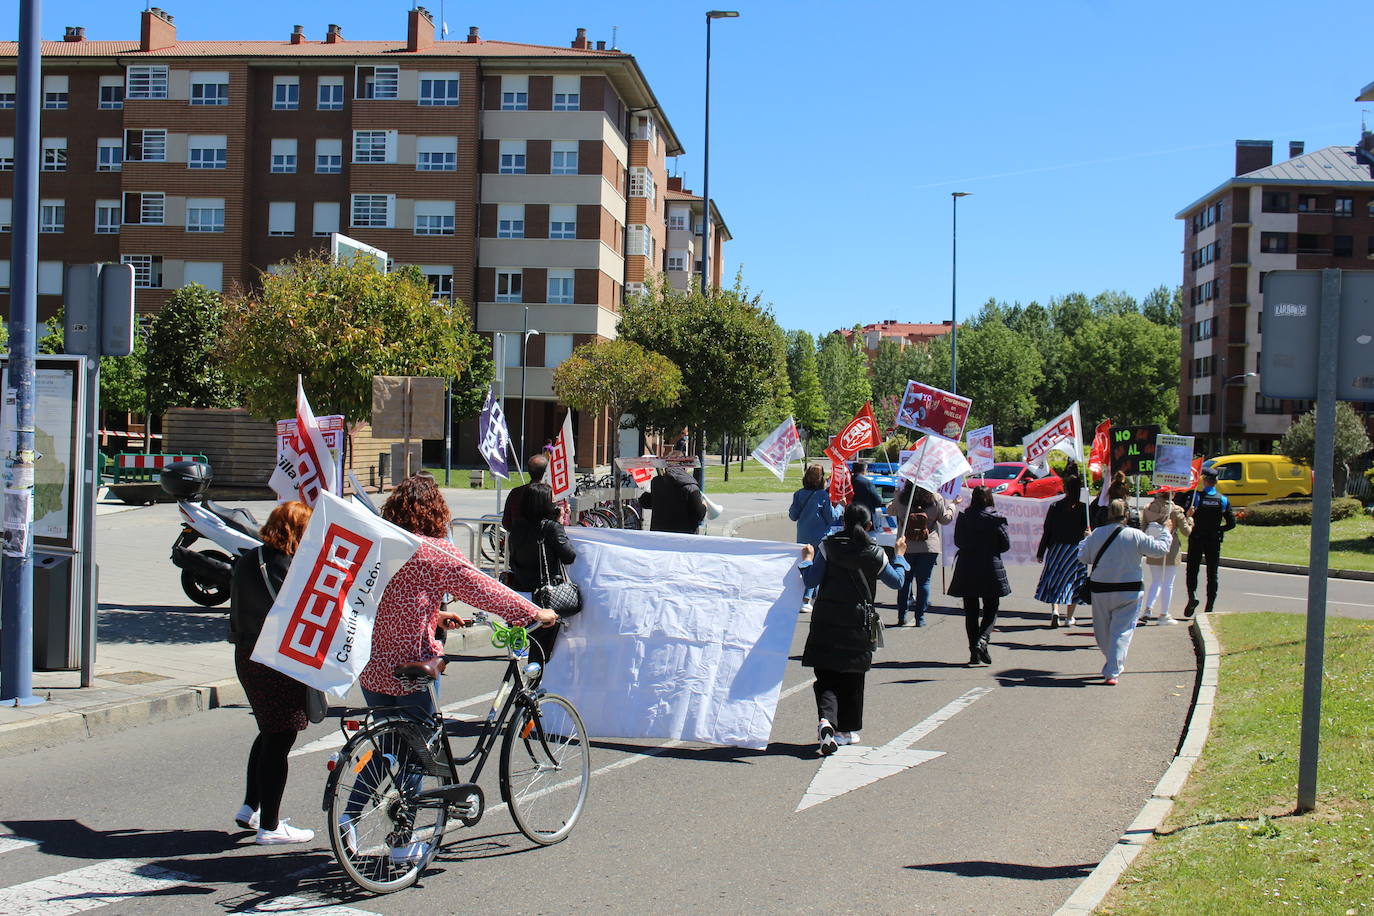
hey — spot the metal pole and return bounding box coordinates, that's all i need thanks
[950,193,959,395]
[80,355,97,687]
[444,379,452,487]
[519,307,528,468]
[1218,372,1226,457]
[1296,268,1340,812]
[494,332,504,514]
[2,0,43,706]
[700,14,712,297]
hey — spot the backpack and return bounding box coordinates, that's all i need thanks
[905,506,931,542]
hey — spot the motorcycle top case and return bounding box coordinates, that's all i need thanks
[160,460,213,499]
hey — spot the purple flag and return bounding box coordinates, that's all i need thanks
[477,386,510,479]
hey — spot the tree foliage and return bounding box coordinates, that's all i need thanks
[219,254,479,422]
[552,338,683,432]
[786,329,827,440]
[145,284,238,413]
[814,331,871,434]
[1278,402,1373,487]
[868,337,909,406]
[947,321,1044,431]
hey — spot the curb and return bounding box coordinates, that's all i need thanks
[1052,612,1220,915]
[1213,555,1374,581]
[709,510,790,538]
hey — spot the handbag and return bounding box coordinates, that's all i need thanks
[1075,525,1124,605]
[845,564,884,651]
[533,528,583,617]
[258,551,330,724]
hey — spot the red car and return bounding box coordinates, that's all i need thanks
[964,462,1065,499]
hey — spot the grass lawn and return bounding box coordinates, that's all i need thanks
[1102,613,1374,915]
[426,458,810,495]
[1221,516,1374,572]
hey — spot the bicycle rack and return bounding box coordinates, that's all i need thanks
[450,514,507,579]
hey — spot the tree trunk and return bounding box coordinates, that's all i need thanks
[723,433,730,482]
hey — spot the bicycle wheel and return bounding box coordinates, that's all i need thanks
[479,525,503,565]
[500,693,590,845]
[325,719,449,894]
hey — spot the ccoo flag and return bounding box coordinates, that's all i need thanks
[548,411,577,502]
[269,377,337,507]
[751,416,805,482]
[477,386,511,479]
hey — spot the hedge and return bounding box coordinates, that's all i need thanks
[1237,496,1363,526]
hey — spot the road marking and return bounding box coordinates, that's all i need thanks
[796,686,993,812]
[0,835,38,856]
[290,689,497,758]
[1245,592,1374,609]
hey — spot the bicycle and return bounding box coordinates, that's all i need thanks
[321,612,591,894]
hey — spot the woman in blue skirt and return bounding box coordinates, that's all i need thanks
[1034,473,1089,628]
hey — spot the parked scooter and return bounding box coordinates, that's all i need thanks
[159,460,262,607]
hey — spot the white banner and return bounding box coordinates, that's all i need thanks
[548,412,576,502]
[541,528,803,749]
[966,424,995,474]
[269,379,338,506]
[897,435,972,493]
[1022,402,1084,471]
[274,414,345,502]
[940,492,1063,567]
[751,416,805,482]
[251,492,420,697]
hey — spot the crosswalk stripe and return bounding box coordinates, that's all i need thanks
[232,893,378,914]
[0,835,39,856]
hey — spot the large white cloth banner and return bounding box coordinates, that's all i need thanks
[541,527,803,750]
[252,492,420,697]
[940,492,1062,567]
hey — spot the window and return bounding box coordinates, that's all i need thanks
[39,199,64,233]
[498,140,526,174]
[313,201,340,237]
[270,139,297,173]
[1335,197,1353,216]
[122,255,163,289]
[1334,235,1353,257]
[356,65,399,100]
[189,71,229,106]
[1262,191,1290,213]
[353,130,396,164]
[350,194,393,228]
[546,270,573,304]
[543,333,574,368]
[95,200,119,234]
[1297,194,1322,213]
[549,205,576,239]
[0,75,14,108]
[1190,355,1214,379]
[414,201,455,236]
[416,136,456,171]
[317,76,345,110]
[180,198,222,233]
[632,115,656,144]
[99,75,124,110]
[422,266,453,301]
[552,76,579,111]
[0,260,8,288]
[1260,231,1288,254]
[187,135,227,170]
[183,262,224,292]
[1255,394,1284,415]
[1297,233,1324,253]
[419,72,459,106]
[123,191,165,225]
[496,270,522,302]
[626,224,651,257]
[1189,394,1214,416]
[42,75,68,109]
[97,138,123,172]
[1191,317,1215,341]
[0,137,11,170]
[267,201,295,236]
[551,140,578,175]
[668,209,688,231]
[272,76,299,110]
[315,138,342,174]
[624,281,645,303]
[501,76,528,110]
[37,261,63,296]
[496,205,524,238]
[667,254,686,272]
[41,138,66,172]
[0,198,11,231]
[124,129,166,162]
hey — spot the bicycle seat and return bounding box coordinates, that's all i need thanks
[203,499,261,538]
[394,657,447,683]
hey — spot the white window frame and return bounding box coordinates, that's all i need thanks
[315,138,343,174]
[416,136,457,171]
[496,204,524,239]
[267,201,295,237]
[122,254,163,289]
[356,65,400,100]
[39,199,64,233]
[667,209,689,231]
[129,191,166,226]
[667,254,686,272]
[0,76,15,109]
[187,135,227,170]
[270,138,297,173]
[97,138,123,172]
[500,76,529,110]
[99,75,124,110]
[548,205,576,240]
[414,201,455,236]
[272,76,300,110]
[0,137,12,170]
[495,269,523,303]
[126,66,169,99]
[629,167,655,202]
[125,128,167,162]
[350,193,394,228]
[184,198,225,233]
[552,76,580,111]
[543,333,574,368]
[353,130,396,164]
[626,224,651,258]
[190,71,230,106]
[624,281,645,303]
[41,138,66,172]
[421,265,454,301]
[42,75,68,110]
[95,200,120,234]
[418,72,459,107]
[312,201,341,237]
[551,140,578,175]
[546,270,573,305]
[0,198,11,231]
[317,76,345,110]
[498,140,526,174]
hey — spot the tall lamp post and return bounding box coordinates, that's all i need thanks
[518,306,541,465]
[950,192,971,394]
[1218,371,1257,456]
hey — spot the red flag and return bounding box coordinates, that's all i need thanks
[829,458,853,507]
[1087,419,1112,482]
[829,403,881,462]
[1150,457,1206,494]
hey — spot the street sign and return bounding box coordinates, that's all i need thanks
[99,263,136,357]
[1261,270,1374,402]
[63,266,100,357]
[370,376,446,439]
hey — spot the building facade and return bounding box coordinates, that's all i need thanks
[0,7,730,467]
[836,320,953,359]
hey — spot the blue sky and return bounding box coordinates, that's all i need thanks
[35,1,1374,336]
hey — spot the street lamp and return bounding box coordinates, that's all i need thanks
[1217,371,1257,455]
[700,10,739,297]
[519,305,541,465]
[950,192,971,394]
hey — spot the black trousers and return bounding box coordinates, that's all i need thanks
[813,668,865,733]
[963,596,1000,649]
[1185,537,1221,603]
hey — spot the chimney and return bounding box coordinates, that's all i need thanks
[325,23,343,44]
[667,176,683,191]
[139,7,176,52]
[289,25,305,44]
[466,26,480,43]
[1289,140,1305,159]
[596,40,606,50]
[407,7,434,52]
[63,26,85,42]
[1234,139,1273,177]
[570,27,589,49]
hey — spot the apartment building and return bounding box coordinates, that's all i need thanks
[835,320,953,358]
[1175,139,1374,451]
[662,176,731,291]
[0,7,722,466]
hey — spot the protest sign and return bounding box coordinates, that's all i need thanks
[939,492,1061,567]
[274,414,344,501]
[897,435,972,493]
[269,379,338,507]
[751,416,805,481]
[1023,402,1084,470]
[543,528,804,749]
[895,381,972,441]
[251,492,420,697]
[1153,434,1196,488]
[548,412,576,501]
[966,425,994,474]
[1110,424,1160,476]
[477,386,511,479]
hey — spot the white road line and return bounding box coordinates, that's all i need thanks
[290,689,497,758]
[234,893,378,914]
[886,686,994,750]
[1245,592,1374,608]
[0,835,38,856]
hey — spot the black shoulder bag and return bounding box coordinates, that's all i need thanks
[533,525,583,616]
[1075,525,1125,605]
[257,552,330,724]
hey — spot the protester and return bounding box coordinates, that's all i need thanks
[501,452,548,530]
[1091,470,1131,528]
[229,500,315,846]
[850,462,885,515]
[1078,499,1173,684]
[639,458,709,534]
[1034,474,1089,628]
[948,486,1011,666]
[506,482,577,665]
[1141,490,1192,624]
[888,480,955,627]
[789,464,843,611]
[798,504,909,755]
[1183,467,1235,616]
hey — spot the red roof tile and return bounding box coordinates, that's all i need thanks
[0,39,627,59]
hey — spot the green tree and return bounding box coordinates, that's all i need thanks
[35,309,150,416]
[814,331,871,435]
[786,329,827,446]
[145,284,238,413]
[1063,313,1179,429]
[949,321,1044,435]
[869,337,909,406]
[1142,285,1182,327]
[1279,402,1373,494]
[219,253,479,422]
[450,345,493,423]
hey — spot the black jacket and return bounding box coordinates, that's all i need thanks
[851,474,885,514]
[948,507,1012,599]
[1038,499,1087,558]
[229,545,292,649]
[639,469,707,534]
[800,530,894,673]
[506,518,577,592]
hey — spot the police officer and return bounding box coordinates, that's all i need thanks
[1183,467,1236,616]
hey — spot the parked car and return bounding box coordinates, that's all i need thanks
[1202,454,1313,507]
[963,462,1065,499]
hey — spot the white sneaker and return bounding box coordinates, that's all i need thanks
[836,731,861,745]
[389,841,431,865]
[255,819,315,846]
[1159,614,1178,625]
[234,804,259,831]
[1065,617,1076,627]
[817,720,837,757]
[800,598,813,614]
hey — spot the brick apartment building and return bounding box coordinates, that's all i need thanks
[836,319,953,358]
[1175,139,1374,452]
[0,7,731,467]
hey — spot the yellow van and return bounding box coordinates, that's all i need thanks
[1204,454,1313,507]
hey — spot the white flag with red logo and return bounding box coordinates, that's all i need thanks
[269,377,337,507]
[251,492,420,697]
[1022,401,1084,473]
[548,411,577,502]
[751,416,806,481]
